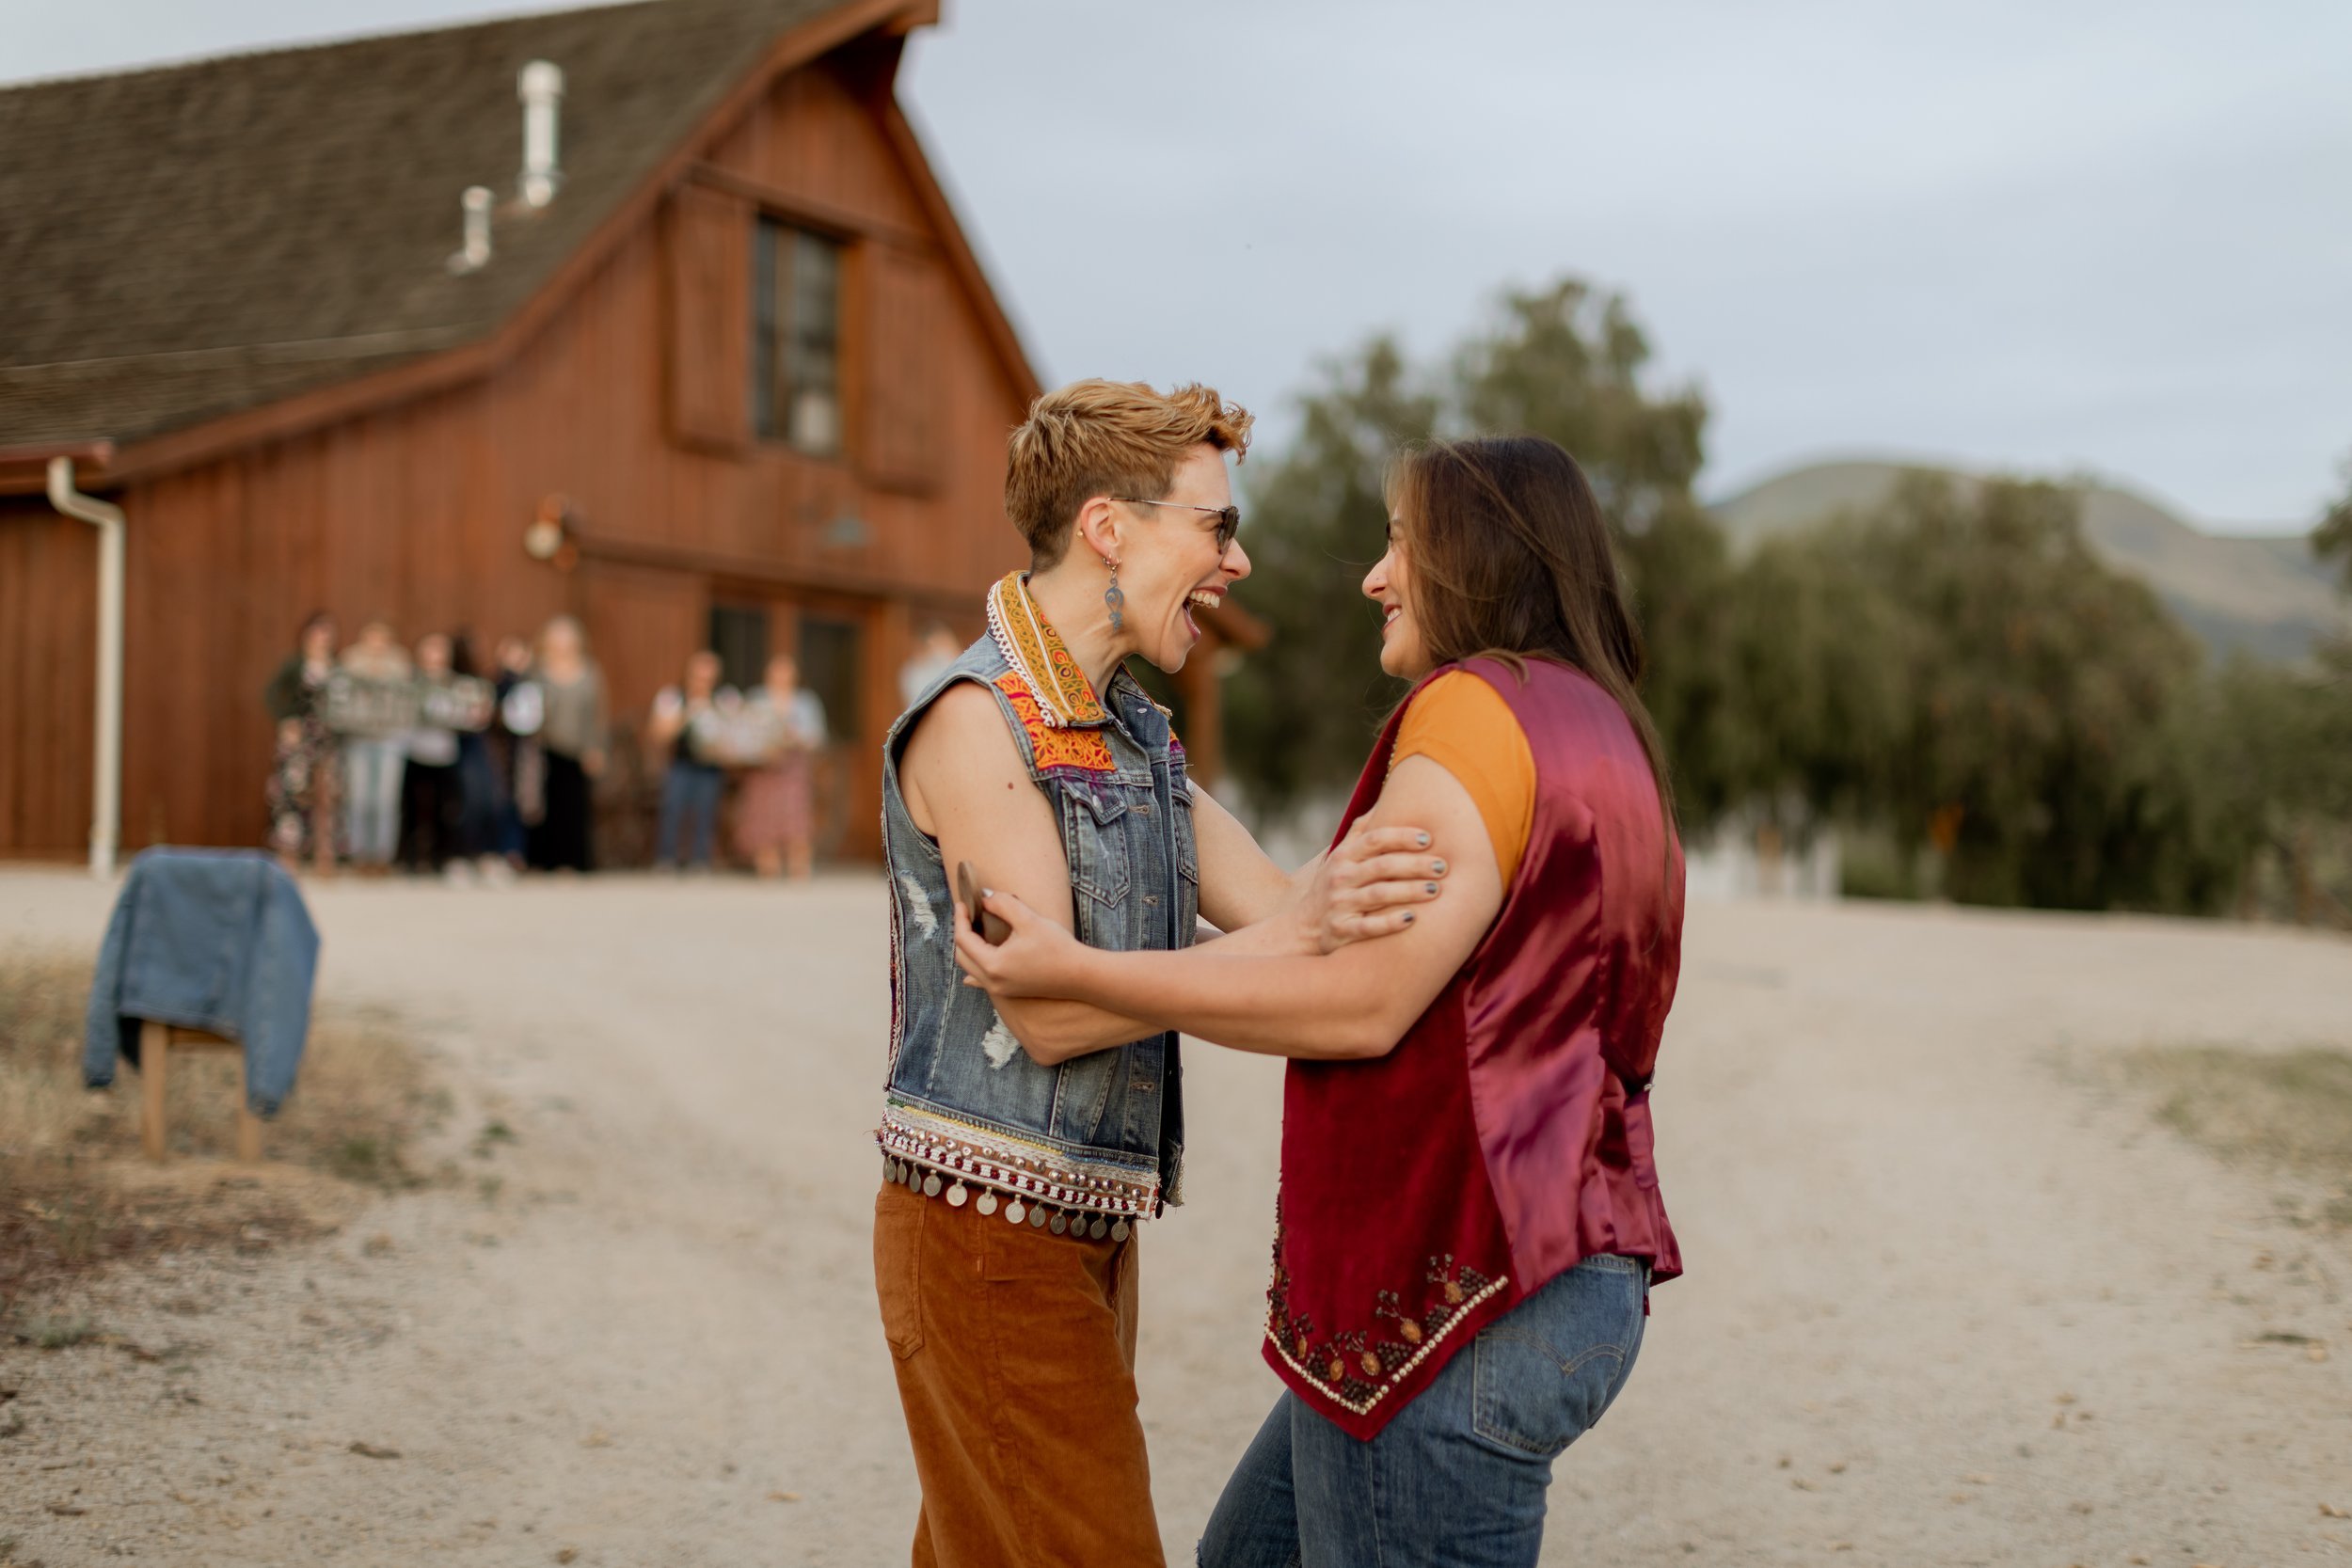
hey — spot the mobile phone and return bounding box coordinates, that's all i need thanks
[957,861,1011,945]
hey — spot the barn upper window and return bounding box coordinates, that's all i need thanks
[752,218,843,456]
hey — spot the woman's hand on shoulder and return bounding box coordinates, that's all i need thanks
[1292,818,1452,955]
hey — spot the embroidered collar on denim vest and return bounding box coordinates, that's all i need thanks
[985,571,1109,730]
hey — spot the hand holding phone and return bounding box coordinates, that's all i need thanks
[957,861,1012,945]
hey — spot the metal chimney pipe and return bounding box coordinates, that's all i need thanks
[517,60,564,208]
[459,185,493,268]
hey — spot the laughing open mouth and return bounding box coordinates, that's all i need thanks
[1184,588,1221,637]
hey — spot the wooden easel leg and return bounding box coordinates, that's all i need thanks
[234,1053,262,1164]
[140,1020,167,1162]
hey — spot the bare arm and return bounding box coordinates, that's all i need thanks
[1188,783,1294,930]
[971,882,1351,1063]
[902,685,1159,1056]
[959,757,1504,1061]
[1191,781,1450,943]
[970,799,1458,1062]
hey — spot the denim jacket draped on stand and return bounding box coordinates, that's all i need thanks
[84,847,322,1116]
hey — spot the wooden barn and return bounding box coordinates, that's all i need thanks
[0,0,1259,870]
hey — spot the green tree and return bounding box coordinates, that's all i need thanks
[1618,503,1743,832]
[2163,657,2345,913]
[1850,474,2220,909]
[1716,526,1911,839]
[2317,452,2352,593]
[1454,279,1707,530]
[1220,339,1437,819]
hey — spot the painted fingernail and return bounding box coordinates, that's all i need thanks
[1431,860,1447,875]
[1416,832,1432,848]
[1424,882,1439,895]
[980,888,995,900]
[1402,911,1415,925]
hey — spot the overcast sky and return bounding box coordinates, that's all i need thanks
[10,0,2348,531]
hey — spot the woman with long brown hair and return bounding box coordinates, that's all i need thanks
[956,434,1684,1567]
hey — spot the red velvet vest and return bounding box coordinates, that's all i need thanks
[1263,657,1685,1439]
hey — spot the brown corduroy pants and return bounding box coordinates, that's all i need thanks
[873,1180,1165,1568]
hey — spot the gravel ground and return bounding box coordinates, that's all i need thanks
[1,868,2348,1566]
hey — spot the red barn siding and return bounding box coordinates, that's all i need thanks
[1,54,1030,861]
[0,499,101,857]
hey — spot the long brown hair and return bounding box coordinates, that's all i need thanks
[1387,435,1677,836]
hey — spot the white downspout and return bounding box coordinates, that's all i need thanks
[46,456,124,878]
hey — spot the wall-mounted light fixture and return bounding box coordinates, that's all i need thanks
[524,492,578,569]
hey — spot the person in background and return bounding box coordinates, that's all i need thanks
[450,632,512,885]
[336,620,412,876]
[898,621,963,710]
[647,650,728,872]
[400,632,466,878]
[736,652,827,880]
[488,634,535,870]
[526,615,607,873]
[262,610,340,875]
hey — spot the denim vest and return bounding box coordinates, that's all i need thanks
[875,577,1198,1229]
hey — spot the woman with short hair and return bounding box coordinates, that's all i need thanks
[958,434,1684,1568]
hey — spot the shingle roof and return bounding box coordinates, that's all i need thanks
[0,0,846,450]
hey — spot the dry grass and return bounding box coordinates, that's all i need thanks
[0,945,447,1307]
[2116,1043,2352,1229]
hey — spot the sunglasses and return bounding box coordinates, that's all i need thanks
[1115,497,1242,554]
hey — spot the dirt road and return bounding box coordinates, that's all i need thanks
[3,870,2347,1565]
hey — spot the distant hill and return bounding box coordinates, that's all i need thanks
[1710,460,2348,665]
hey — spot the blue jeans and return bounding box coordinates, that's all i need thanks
[342,736,405,865]
[1200,1253,1648,1568]
[656,761,723,867]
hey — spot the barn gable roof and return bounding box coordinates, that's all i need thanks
[0,0,959,464]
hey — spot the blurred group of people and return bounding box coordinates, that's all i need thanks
[262,612,609,879]
[644,648,827,879]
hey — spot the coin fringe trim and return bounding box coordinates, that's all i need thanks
[876,1100,1161,1219]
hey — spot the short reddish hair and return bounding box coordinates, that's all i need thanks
[1005,379,1253,566]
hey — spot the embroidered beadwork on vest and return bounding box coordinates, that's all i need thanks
[1263,1209,1510,1418]
[986,572,1106,730]
[994,673,1117,775]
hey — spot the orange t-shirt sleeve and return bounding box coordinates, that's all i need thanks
[1391,671,1535,889]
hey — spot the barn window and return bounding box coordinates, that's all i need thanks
[752,219,844,456]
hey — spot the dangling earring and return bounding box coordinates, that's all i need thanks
[1103,557,1125,632]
